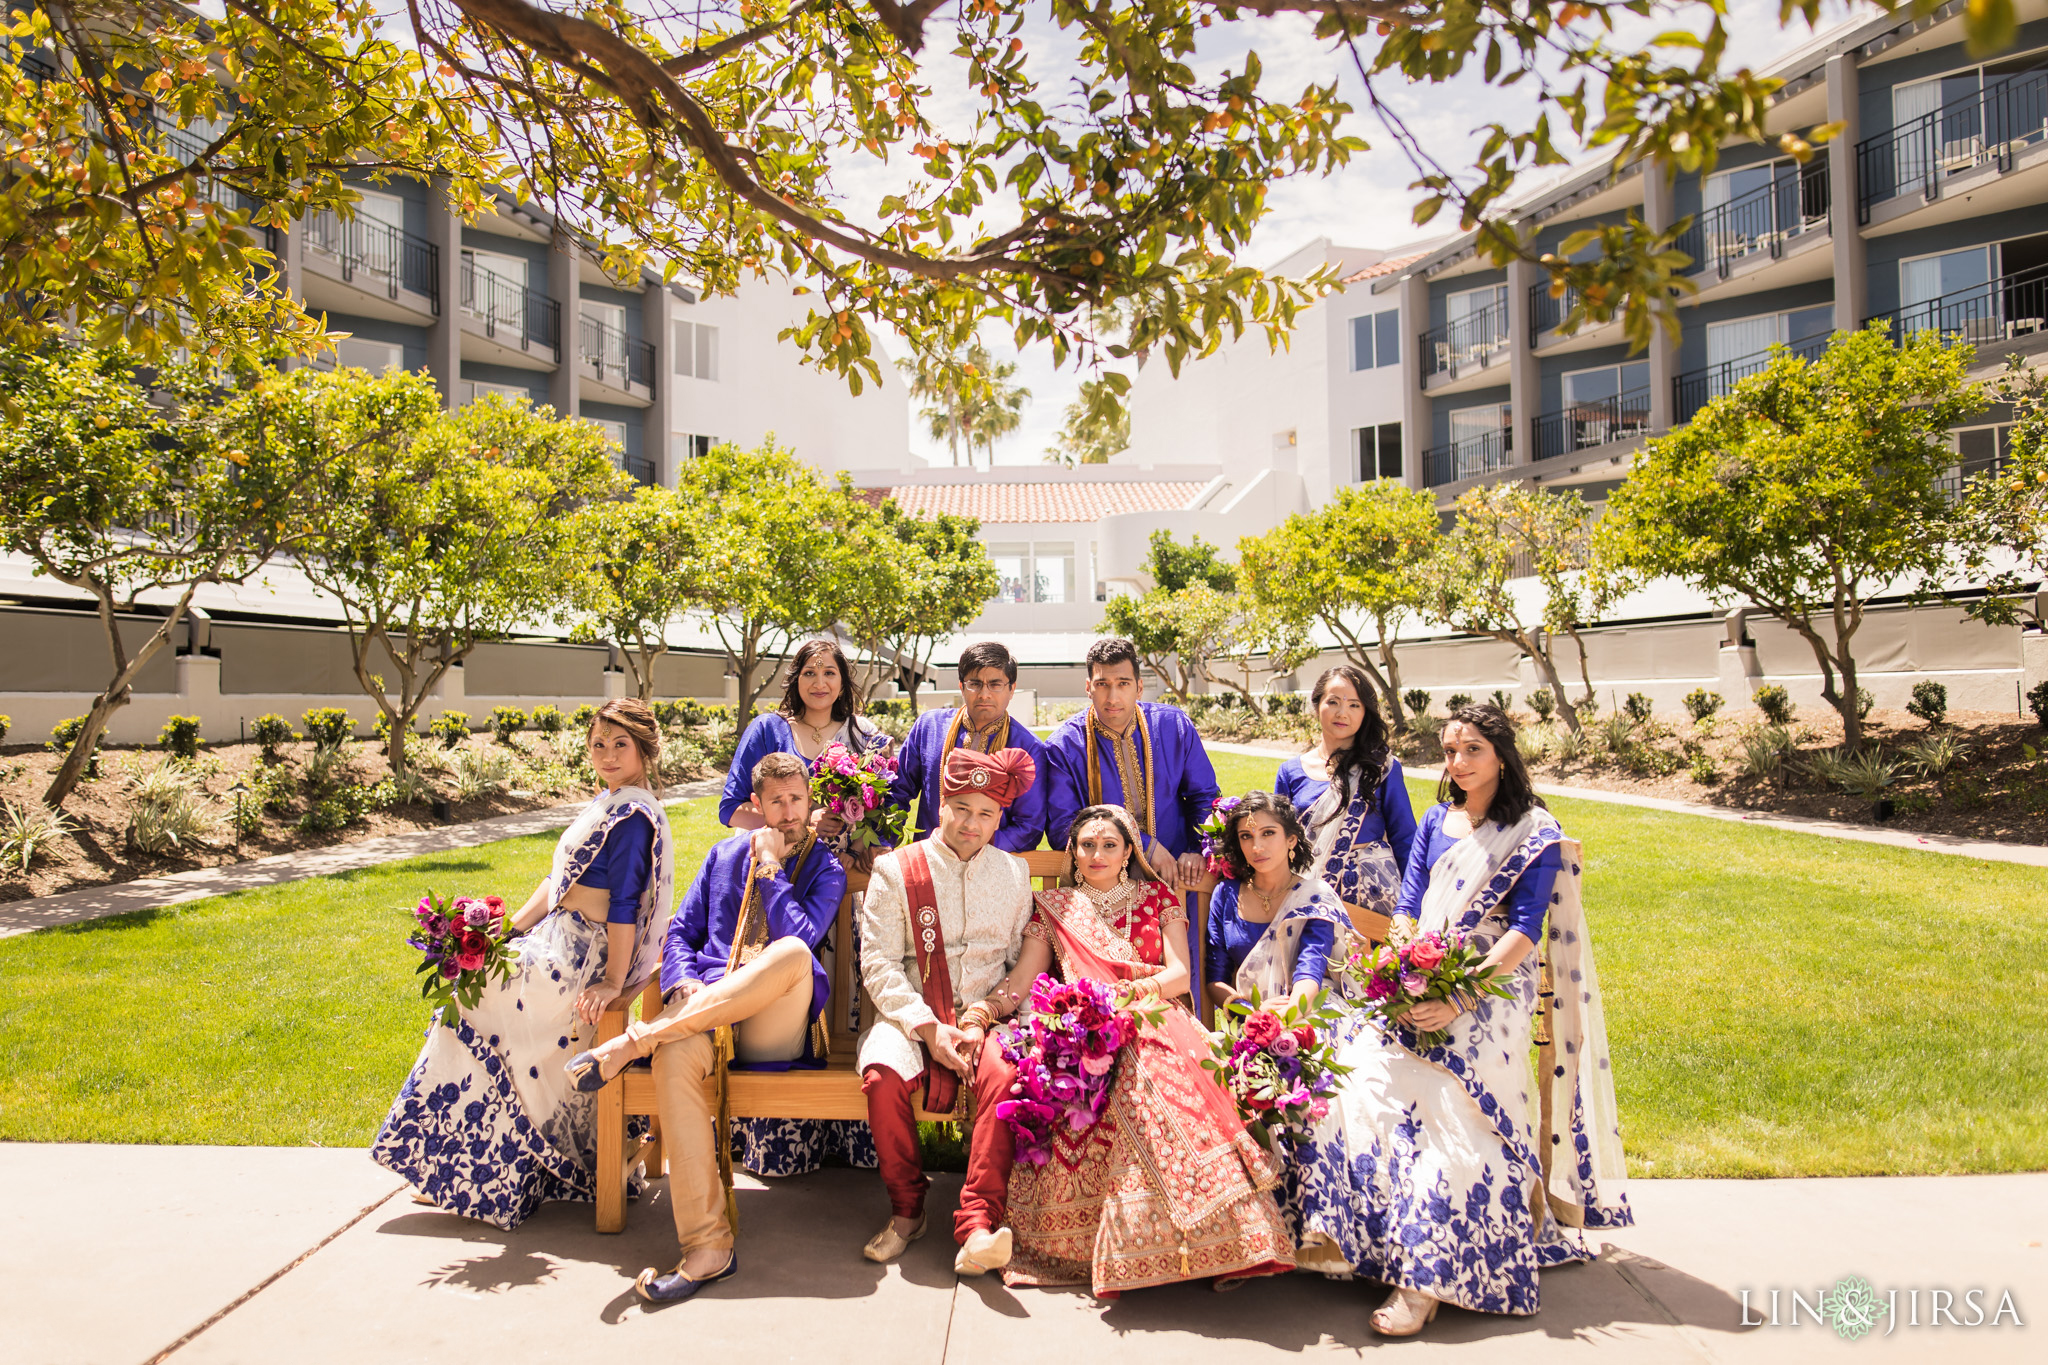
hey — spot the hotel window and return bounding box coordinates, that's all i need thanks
[987,542,1075,604]
[671,433,717,463]
[457,379,528,406]
[1354,422,1403,481]
[673,320,720,380]
[1348,308,1402,371]
[330,338,403,372]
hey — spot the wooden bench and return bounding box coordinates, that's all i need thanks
[592,847,1085,1233]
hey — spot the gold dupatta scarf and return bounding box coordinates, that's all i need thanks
[941,708,1009,755]
[1084,707,1157,836]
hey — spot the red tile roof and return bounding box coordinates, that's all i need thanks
[1340,250,1430,285]
[875,480,1206,524]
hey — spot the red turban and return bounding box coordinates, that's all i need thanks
[941,746,1036,809]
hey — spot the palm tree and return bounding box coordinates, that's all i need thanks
[959,342,1028,468]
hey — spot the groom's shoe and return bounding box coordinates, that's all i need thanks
[635,1252,738,1305]
[861,1216,926,1263]
[565,1049,611,1093]
[953,1226,1012,1276]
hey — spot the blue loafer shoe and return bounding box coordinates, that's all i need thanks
[635,1253,738,1304]
[565,1050,611,1093]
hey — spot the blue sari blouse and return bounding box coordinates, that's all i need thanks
[571,809,655,924]
[1397,804,1560,942]
[1204,880,1336,989]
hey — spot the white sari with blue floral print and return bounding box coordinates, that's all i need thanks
[370,785,672,1229]
[1293,807,1632,1314]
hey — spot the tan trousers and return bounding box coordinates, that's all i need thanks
[645,936,814,1252]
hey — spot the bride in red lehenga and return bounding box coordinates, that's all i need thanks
[993,803,1294,1297]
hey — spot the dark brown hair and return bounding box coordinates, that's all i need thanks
[1221,789,1313,881]
[1311,663,1390,814]
[1063,804,1165,885]
[1085,637,1141,680]
[957,640,1017,684]
[1436,702,1544,827]
[778,638,861,724]
[586,698,661,778]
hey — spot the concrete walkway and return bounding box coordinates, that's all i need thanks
[0,780,721,939]
[1205,741,2048,867]
[4,1145,2039,1365]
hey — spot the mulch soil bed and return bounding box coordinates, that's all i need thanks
[0,737,716,904]
[1207,706,2048,849]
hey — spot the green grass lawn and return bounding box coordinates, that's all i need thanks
[2,752,2043,1178]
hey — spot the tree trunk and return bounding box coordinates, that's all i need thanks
[1792,620,1864,751]
[1524,632,1583,734]
[1374,613,1409,729]
[44,589,191,808]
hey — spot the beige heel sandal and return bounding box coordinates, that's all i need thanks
[1369,1287,1441,1337]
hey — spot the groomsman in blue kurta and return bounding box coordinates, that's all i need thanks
[1044,637,1219,889]
[887,641,1047,852]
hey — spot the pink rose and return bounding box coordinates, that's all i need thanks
[1309,1098,1330,1122]
[1400,972,1428,999]
[1407,937,1445,972]
[1271,1032,1299,1058]
[457,950,485,972]
[1242,1010,1283,1048]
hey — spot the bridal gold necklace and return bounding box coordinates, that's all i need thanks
[1080,878,1138,914]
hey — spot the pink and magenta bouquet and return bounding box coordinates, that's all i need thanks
[994,974,1157,1166]
[1348,926,1511,1049]
[1195,795,1244,878]
[406,890,520,1028]
[810,740,906,855]
[1203,990,1349,1149]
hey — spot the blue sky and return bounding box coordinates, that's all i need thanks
[881,0,1859,467]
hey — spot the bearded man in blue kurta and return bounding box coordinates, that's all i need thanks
[887,640,1047,852]
[1044,637,1219,889]
[570,749,847,1305]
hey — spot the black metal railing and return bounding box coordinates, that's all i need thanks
[1672,333,1832,424]
[1532,387,1652,462]
[1864,261,2048,346]
[1674,158,1830,280]
[1857,66,2048,220]
[305,207,441,311]
[1528,281,1583,342]
[461,260,560,359]
[579,315,656,392]
[1419,302,1511,385]
[1935,438,2011,499]
[615,452,657,486]
[1423,428,1513,487]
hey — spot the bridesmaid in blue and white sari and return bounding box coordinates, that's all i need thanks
[1203,790,1355,1016]
[1319,703,1632,1336]
[372,699,672,1228]
[1276,665,1417,934]
[718,638,885,1177]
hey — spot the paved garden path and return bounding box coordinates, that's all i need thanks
[1205,741,2048,867]
[4,1144,2039,1365]
[0,779,721,939]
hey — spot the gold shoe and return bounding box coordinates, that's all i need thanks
[1369,1286,1441,1337]
[953,1226,1012,1276]
[861,1216,927,1263]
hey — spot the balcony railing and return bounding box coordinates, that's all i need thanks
[1532,388,1652,463]
[1674,158,1830,280]
[305,207,441,311]
[1672,333,1832,424]
[461,261,560,359]
[1528,281,1582,342]
[615,452,657,486]
[1419,303,1511,385]
[1857,66,2048,221]
[579,315,656,392]
[1423,428,1513,487]
[1864,261,2048,346]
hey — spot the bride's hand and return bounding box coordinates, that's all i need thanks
[1404,998,1461,1032]
[573,980,623,1026]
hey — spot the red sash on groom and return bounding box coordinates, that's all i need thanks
[898,843,962,1115]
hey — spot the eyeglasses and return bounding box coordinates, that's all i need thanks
[960,679,1012,693]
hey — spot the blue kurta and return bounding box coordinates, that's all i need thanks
[886,707,1047,851]
[1044,701,1219,858]
[718,712,887,825]
[1274,755,1420,877]
[1399,804,1561,942]
[660,830,846,1048]
[1204,880,1337,988]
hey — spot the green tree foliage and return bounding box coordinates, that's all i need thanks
[1426,484,1616,737]
[15,0,2011,387]
[567,487,706,703]
[1956,359,2048,631]
[673,438,869,715]
[1237,482,1439,725]
[284,373,627,776]
[1044,376,1130,466]
[1100,531,1306,706]
[0,343,330,807]
[851,502,1000,703]
[1594,326,1980,751]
